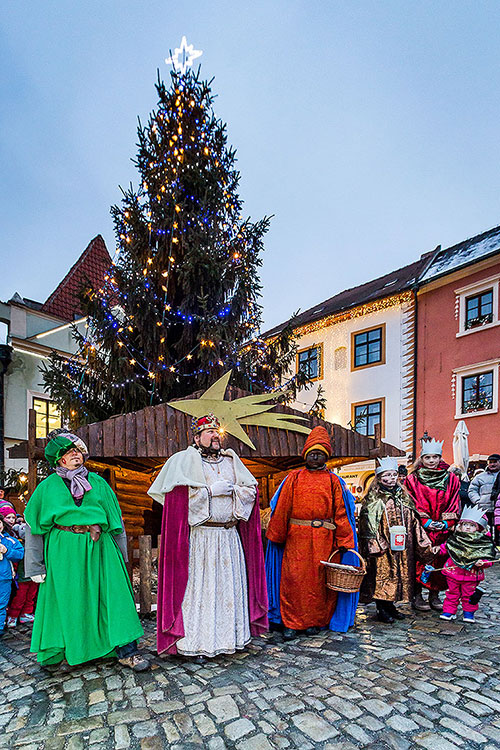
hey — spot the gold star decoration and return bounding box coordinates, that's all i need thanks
[168,371,311,450]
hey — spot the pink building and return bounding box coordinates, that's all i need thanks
[416,226,500,464]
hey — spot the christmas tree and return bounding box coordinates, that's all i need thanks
[43,64,310,425]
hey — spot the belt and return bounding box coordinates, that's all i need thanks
[201,520,238,528]
[289,518,336,531]
[54,524,102,541]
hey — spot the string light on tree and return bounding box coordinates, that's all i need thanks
[41,44,310,425]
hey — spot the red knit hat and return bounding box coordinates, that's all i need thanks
[302,426,332,459]
[0,506,15,519]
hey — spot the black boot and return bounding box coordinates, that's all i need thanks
[386,602,405,620]
[305,626,320,636]
[375,601,394,624]
[282,628,298,641]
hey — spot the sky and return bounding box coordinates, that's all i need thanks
[2,1,500,329]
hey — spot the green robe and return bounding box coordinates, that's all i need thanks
[24,472,143,666]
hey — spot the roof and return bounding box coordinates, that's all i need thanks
[8,387,405,471]
[41,235,112,321]
[419,224,500,284]
[264,253,433,338]
[70,386,404,473]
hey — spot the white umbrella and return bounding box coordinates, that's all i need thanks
[453,420,470,479]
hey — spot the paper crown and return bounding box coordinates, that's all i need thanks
[191,413,221,434]
[459,506,488,528]
[421,438,444,456]
[376,457,399,475]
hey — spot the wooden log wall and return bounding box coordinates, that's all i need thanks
[89,461,155,541]
[113,467,154,540]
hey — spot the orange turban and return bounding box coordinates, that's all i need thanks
[302,426,332,459]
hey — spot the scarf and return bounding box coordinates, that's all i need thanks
[55,465,92,500]
[445,531,496,569]
[416,468,450,492]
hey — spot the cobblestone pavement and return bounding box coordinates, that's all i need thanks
[1,570,500,750]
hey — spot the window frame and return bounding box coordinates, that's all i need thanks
[296,343,324,382]
[461,371,494,415]
[453,360,499,419]
[350,397,386,438]
[465,289,494,330]
[350,323,386,371]
[456,275,500,338]
[30,392,63,439]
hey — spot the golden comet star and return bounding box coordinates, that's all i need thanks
[168,371,311,450]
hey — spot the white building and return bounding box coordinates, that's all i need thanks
[0,236,111,473]
[264,253,432,496]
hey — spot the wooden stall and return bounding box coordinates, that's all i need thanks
[10,390,404,538]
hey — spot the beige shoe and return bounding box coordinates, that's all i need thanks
[412,593,431,611]
[428,591,443,611]
[118,653,150,672]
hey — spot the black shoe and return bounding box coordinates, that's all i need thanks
[376,605,394,624]
[282,628,298,641]
[193,655,206,665]
[269,621,283,632]
[386,603,405,620]
[305,627,320,636]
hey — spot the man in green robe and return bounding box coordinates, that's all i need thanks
[24,431,148,671]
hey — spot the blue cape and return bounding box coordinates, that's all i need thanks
[265,472,359,632]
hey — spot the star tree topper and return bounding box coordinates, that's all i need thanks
[168,371,311,450]
[165,36,203,74]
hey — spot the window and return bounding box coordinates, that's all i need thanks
[33,397,62,439]
[453,360,499,419]
[462,371,494,414]
[456,275,499,337]
[296,344,323,381]
[351,324,386,370]
[351,398,385,437]
[465,290,493,330]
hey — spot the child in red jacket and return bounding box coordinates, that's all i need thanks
[438,506,496,623]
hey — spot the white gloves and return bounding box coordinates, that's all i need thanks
[31,574,46,584]
[210,480,234,497]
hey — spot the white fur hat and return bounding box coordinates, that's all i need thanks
[376,457,399,475]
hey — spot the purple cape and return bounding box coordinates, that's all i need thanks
[157,485,269,654]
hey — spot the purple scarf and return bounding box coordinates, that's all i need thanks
[55,465,92,500]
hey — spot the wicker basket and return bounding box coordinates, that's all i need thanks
[321,549,366,593]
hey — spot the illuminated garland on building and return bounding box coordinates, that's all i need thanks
[295,291,414,337]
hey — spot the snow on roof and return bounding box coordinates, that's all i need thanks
[419,225,500,283]
[263,254,431,338]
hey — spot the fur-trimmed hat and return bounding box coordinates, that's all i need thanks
[191,413,221,435]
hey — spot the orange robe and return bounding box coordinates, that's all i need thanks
[266,468,354,630]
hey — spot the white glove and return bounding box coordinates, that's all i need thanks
[210,480,234,496]
[31,574,46,584]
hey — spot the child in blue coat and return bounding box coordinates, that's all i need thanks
[0,515,24,634]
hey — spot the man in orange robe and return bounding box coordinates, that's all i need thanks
[266,426,355,640]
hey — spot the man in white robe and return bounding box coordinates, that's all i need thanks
[149,414,268,662]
